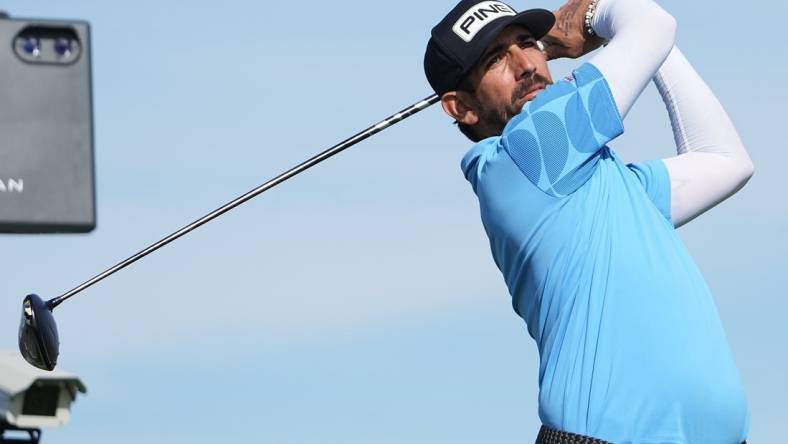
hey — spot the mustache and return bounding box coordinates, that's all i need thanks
[511,73,552,106]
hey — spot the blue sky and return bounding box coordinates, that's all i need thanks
[0,0,785,442]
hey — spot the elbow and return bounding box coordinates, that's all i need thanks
[731,153,755,190]
[739,156,755,186]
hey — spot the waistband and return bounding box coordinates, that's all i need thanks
[535,425,748,444]
[536,426,611,444]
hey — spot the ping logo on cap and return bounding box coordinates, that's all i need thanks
[452,1,516,43]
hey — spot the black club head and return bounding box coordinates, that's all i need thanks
[18,294,59,371]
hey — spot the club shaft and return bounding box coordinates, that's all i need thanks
[48,94,440,309]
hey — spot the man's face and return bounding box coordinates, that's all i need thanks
[445,25,553,138]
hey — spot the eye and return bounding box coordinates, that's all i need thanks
[485,53,503,69]
[518,37,535,49]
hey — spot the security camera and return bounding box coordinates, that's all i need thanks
[0,14,95,233]
[0,351,85,433]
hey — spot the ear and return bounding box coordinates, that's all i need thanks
[441,91,479,126]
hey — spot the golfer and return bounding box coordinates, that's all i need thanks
[424,0,753,442]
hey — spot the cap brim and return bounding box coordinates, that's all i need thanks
[461,8,555,78]
[508,8,555,41]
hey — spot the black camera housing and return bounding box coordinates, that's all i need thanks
[0,14,94,233]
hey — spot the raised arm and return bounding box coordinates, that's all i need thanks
[541,0,677,119]
[655,47,755,227]
[587,0,676,119]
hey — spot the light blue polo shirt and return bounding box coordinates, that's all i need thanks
[461,63,749,444]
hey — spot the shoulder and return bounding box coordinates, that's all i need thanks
[461,137,501,185]
[493,63,624,197]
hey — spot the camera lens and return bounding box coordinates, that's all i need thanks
[54,38,73,57]
[21,37,41,57]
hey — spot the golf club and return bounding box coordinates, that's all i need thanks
[18,94,440,371]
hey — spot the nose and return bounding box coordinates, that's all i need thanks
[509,45,536,81]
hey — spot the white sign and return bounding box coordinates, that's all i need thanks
[452,1,517,43]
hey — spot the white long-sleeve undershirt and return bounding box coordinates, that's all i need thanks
[584,0,753,227]
[654,48,754,227]
[588,0,676,119]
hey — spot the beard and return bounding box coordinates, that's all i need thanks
[473,72,552,136]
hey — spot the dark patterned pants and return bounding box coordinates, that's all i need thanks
[536,425,748,444]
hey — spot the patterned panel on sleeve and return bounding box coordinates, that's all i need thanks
[502,63,624,197]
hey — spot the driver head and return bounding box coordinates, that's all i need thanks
[18,294,59,371]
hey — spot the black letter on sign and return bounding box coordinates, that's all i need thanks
[477,6,500,18]
[460,16,476,34]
